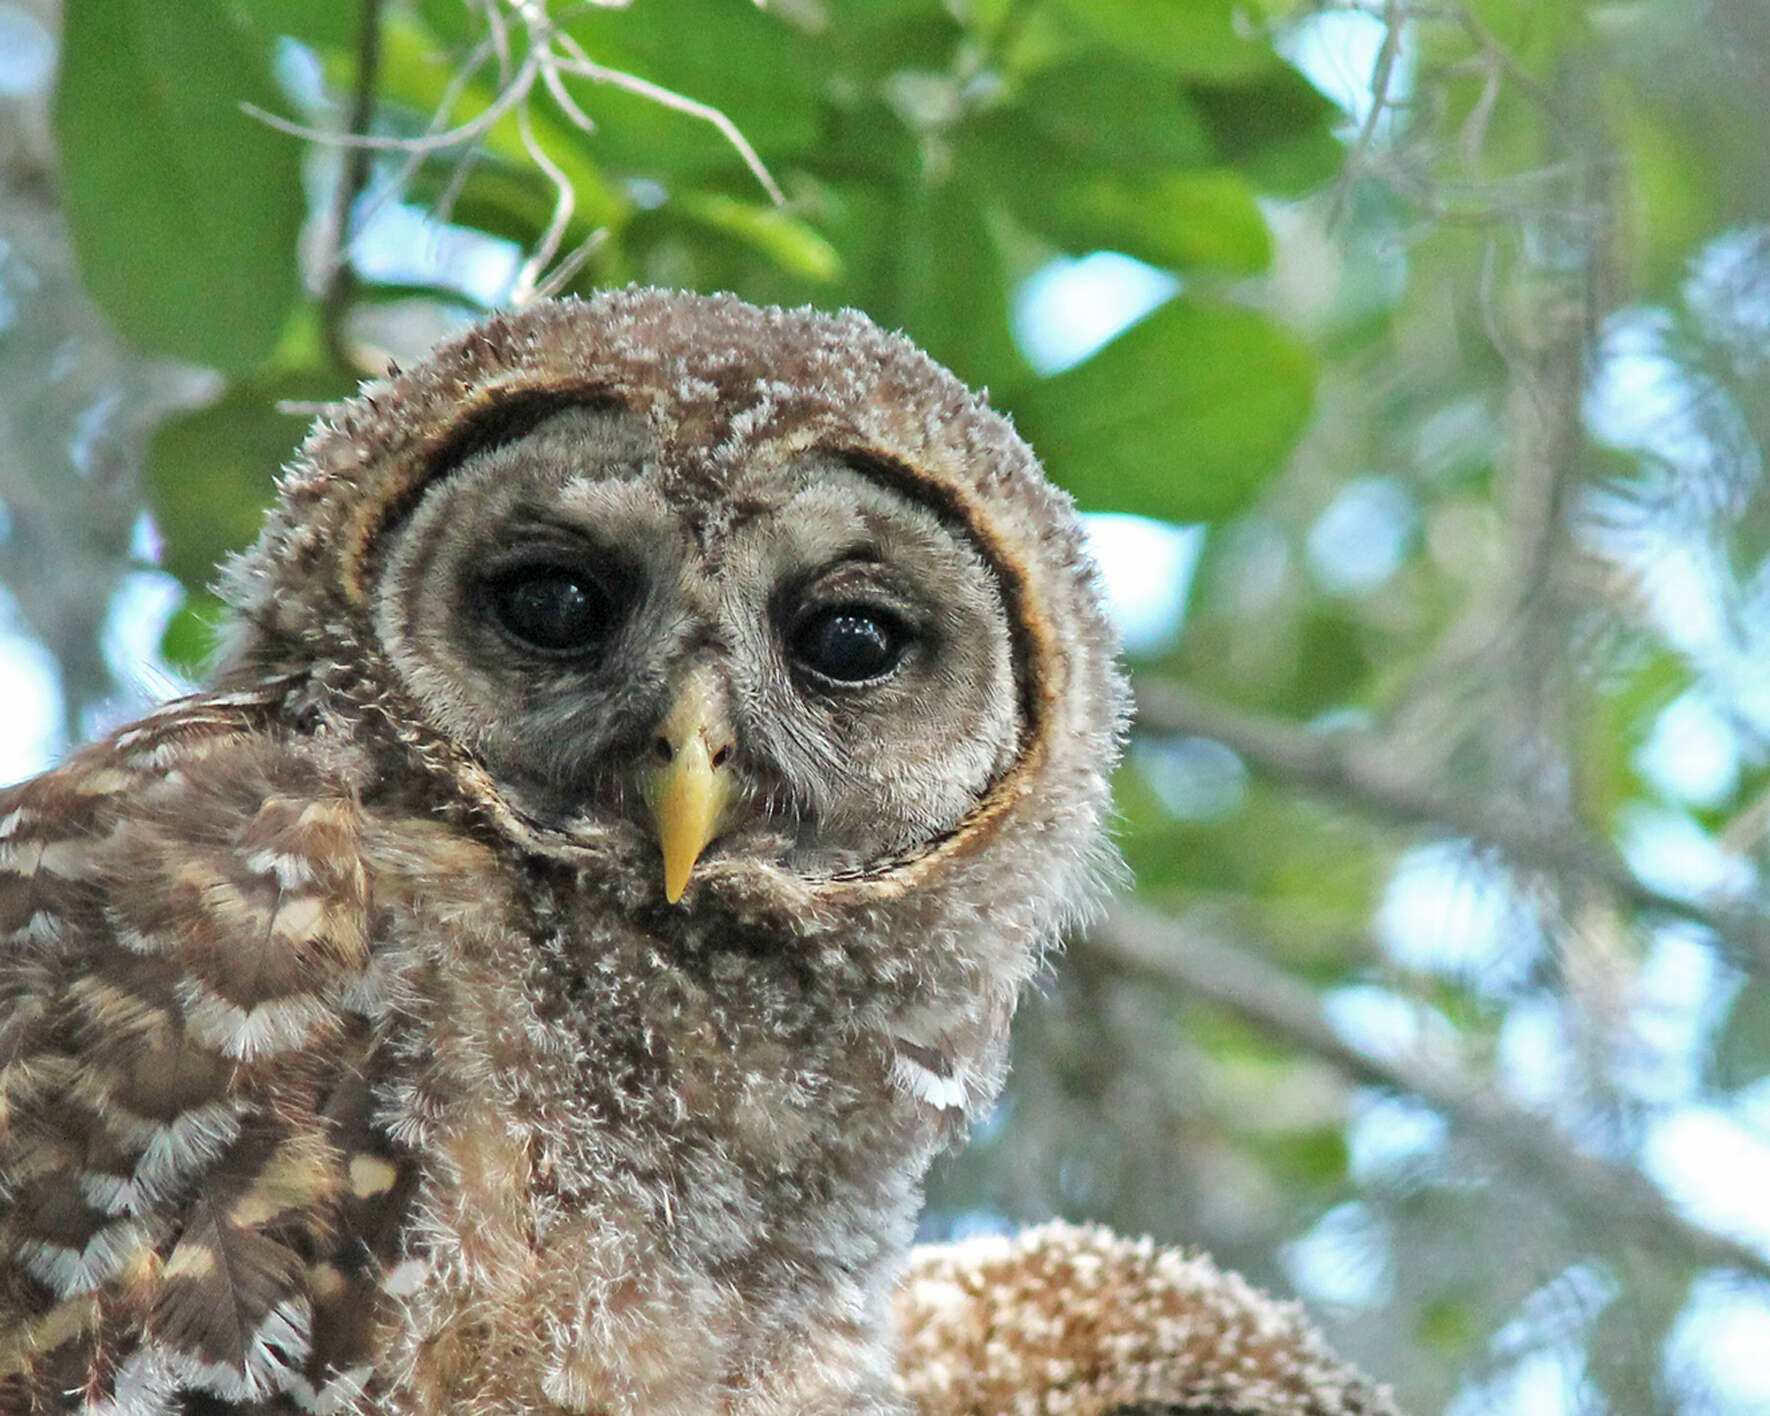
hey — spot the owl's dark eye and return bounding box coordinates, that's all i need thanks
[792,605,912,683]
[487,567,614,655]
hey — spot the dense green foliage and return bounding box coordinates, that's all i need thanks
[16,0,1770,1410]
[54,0,1332,628]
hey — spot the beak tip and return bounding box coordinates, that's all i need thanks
[644,677,738,908]
[660,838,701,904]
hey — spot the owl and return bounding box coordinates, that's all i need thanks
[0,289,1127,1416]
[894,1222,1403,1416]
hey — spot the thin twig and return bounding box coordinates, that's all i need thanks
[539,49,599,135]
[1351,0,1403,159]
[509,103,574,304]
[530,228,608,302]
[344,35,501,252]
[1329,0,1403,227]
[246,0,787,315]
[241,45,539,156]
[1083,903,1770,1281]
[482,0,514,83]
[549,34,785,205]
[1458,50,1502,173]
[432,145,484,227]
[1451,4,1573,134]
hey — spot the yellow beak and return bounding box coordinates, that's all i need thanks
[640,670,737,904]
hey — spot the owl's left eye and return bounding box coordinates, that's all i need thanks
[486,566,615,656]
[791,605,912,683]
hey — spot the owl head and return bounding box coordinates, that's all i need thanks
[217,290,1124,1089]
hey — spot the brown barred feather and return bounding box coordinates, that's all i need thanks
[0,701,410,1414]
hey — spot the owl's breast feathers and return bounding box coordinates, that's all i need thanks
[0,685,993,1416]
[0,689,411,1414]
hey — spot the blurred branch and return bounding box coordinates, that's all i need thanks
[1084,903,1770,1282]
[1133,679,1770,975]
[319,0,384,375]
[1378,0,1616,800]
[1330,0,1402,226]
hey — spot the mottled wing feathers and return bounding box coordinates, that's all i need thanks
[0,697,407,1415]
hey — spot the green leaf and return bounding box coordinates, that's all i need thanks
[1191,66,1346,196]
[160,591,229,677]
[55,0,305,372]
[1007,297,1315,520]
[955,63,1212,207]
[1044,0,1279,82]
[146,374,350,593]
[564,0,818,174]
[816,3,966,90]
[1006,57,1217,170]
[1622,110,1721,294]
[1039,169,1273,274]
[413,0,483,48]
[1290,607,1378,716]
[893,182,1031,393]
[671,193,842,283]
[237,0,357,50]
[813,173,1028,392]
[1418,1295,1482,1355]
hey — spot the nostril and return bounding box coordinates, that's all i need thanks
[652,737,674,765]
[711,744,733,770]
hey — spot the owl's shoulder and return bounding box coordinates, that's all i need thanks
[0,686,414,1414]
[1,681,378,1017]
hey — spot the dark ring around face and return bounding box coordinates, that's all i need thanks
[342,381,1061,890]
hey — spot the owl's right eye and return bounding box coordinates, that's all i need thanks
[486,566,615,656]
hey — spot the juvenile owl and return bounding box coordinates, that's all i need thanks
[895,1222,1403,1416]
[0,290,1126,1415]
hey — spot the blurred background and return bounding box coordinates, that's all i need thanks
[6,0,1770,1409]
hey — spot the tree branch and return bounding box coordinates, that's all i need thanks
[319,0,384,375]
[1083,903,1770,1282]
[1132,678,1770,976]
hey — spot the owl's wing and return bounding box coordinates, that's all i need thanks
[0,698,414,1415]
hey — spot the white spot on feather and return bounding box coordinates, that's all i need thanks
[162,1295,313,1403]
[36,839,98,879]
[348,1153,399,1198]
[16,909,64,946]
[73,769,135,796]
[17,1218,152,1297]
[271,894,328,944]
[118,1099,250,1200]
[179,980,332,1060]
[294,1362,373,1415]
[890,1048,968,1112]
[0,837,44,876]
[244,848,317,891]
[89,1345,179,1416]
[382,1257,430,1297]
